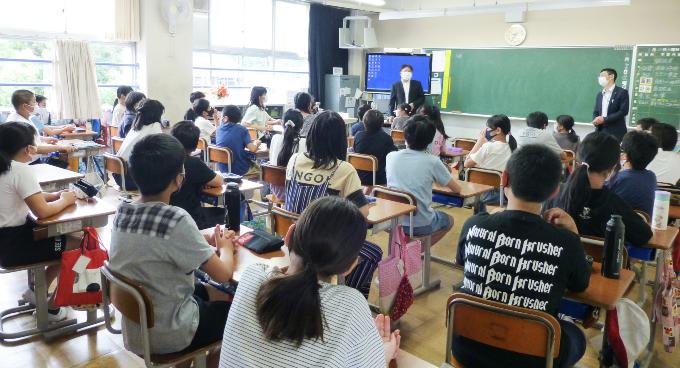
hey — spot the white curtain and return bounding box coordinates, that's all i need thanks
[52,39,103,120]
[115,0,141,41]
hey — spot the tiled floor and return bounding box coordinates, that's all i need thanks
[0,186,678,367]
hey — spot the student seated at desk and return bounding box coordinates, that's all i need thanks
[193,99,217,144]
[115,99,165,191]
[454,144,591,368]
[386,115,460,244]
[111,85,134,128]
[516,111,567,160]
[354,109,397,194]
[417,105,449,156]
[0,122,81,322]
[8,89,76,169]
[30,94,76,137]
[220,196,400,368]
[216,105,261,176]
[295,92,316,138]
[553,115,580,151]
[544,132,653,247]
[605,130,658,216]
[109,134,236,368]
[647,122,680,185]
[117,91,146,139]
[242,86,281,136]
[390,103,411,130]
[635,117,658,132]
[464,114,517,211]
[184,91,205,122]
[350,103,372,137]
[169,121,225,230]
[268,109,306,202]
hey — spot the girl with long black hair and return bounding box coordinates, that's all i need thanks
[242,86,281,134]
[268,109,306,202]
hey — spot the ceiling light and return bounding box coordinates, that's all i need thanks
[446,3,527,16]
[528,0,629,11]
[379,9,446,20]
[347,0,386,6]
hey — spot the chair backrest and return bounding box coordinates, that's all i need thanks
[445,293,561,367]
[197,137,208,151]
[452,138,476,151]
[348,136,354,148]
[261,163,286,186]
[635,210,650,223]
[103,152,126,176]
[101,265,155,328]
[580,235,629,266]
[347,153,378,186]
[563,149,576,159]
[109,125,119,138]
[112,137,125,152]
[465,167,503,189]
[207,145,233,173]
[391,130,405,142]
[248,128,257,140]
[271,207,299,237]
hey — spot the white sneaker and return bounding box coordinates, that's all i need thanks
[32,306,72,323]
[21,288,37,306]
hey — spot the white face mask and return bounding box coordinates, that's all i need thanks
[27,104,39,115]
[27,145,40,161]
[401,71,412,81]
[37,107,49,116]
[262,95,268,103]
[598,76,609,87]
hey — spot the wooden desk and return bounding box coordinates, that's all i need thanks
[31,164,84,191]
[563,263,635,310]
[200,179,264,207]
[432,181,495,213]
[367,198,416,225]
[245,143,270,160]
[646,226,678,249]
[670,205,680,220]
[56,139,106,174]
[440,149,470,164]
[390,351,437,368]
[30,198,116,238]
[60,130,97,141]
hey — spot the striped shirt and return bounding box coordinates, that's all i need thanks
[220,264,385,368]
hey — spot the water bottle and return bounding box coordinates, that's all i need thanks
[602,215,625,279]
[224,183,241,231]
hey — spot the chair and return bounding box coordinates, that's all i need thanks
[451,138,476,151]
[347,136,354,148]
[465,167,505,209]
[196,137,209,163]
[347,153,378,191]
[103,152,137,202]
[390,129,405,142]
[207,145,232,173]
[442,293,561,368]
[270,207,299,237]
[371,186,440,296]
[260,163,286,206]
[248,128,258,140]
[100,266,218,368]
[112,136,125,152]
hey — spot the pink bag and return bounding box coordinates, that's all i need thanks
[653,249,680,353]
[378,225,422,316]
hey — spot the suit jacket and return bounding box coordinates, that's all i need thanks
[592,85,629,141]
[389,80,425,117]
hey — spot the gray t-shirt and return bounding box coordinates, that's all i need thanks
[386,149,452,227]
[299,113,316,137]
[515,127,564,156]
[552,132,580,151]
[109,201,216,354]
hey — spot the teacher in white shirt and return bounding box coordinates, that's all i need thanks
[388,64,425,124]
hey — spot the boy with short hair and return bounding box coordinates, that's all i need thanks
[215,105,261,176]
[606,130,659,216]
[109,134,236,367]
[635,117,659,132]
[351,103,373,136]
[515,111,567,160]
[169,121,225,229]
[454,144,591,368]
[193,99,216,143]
[31,95,76,136]
[184,91,205,122]
[8,89,76,169]
[386,115,460,246]
[647,122,680,185]
[353,109,398,192]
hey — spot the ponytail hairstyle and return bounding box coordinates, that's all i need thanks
[0,121,37,175]
[397,103,411,116]
[487,114,517,152]
[112,85,133,109]
[256,196,367,347]
[277,109,304,167]
[124,92,146,113]
[418,105,449,140]
[556,115,579,143]
[131,99,165,132]
[561,132,620,219]
[247,86,268,110]
[293,92,313,114]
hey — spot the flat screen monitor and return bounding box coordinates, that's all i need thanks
[365,53,432,93]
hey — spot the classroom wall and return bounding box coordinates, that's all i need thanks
[349,0,680,142]
[136,0,193,124]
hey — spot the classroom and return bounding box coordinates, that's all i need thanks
[0,0,679,367]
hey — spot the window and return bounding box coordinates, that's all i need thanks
[195,0,309,105]
[91,44,136,107]
[0,0,115,37]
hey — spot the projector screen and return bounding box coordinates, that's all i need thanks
[365,53,432,93]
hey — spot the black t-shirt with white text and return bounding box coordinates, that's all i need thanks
[169,156,218,224]
[453,210,591,368]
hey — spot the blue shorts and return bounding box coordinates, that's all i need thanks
[404,210,451,236]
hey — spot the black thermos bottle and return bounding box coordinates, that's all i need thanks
[602,215,625,279]
[224,183,241,231]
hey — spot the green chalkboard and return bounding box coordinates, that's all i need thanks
[630,46,680,129]
[424,47,633,124]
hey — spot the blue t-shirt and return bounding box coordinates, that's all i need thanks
[386,149,452,227]
[351,121,365,136]
[606,169,657,217]
[29,115,46,134]
[215,123,253,175]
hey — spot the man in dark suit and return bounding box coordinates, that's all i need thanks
[592,68,629,141]
[388,64,425,124]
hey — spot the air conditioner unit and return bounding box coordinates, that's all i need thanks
[339,16,378,49]
[193,0,209,13]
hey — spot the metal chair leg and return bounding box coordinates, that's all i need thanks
[414,236,441,296]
